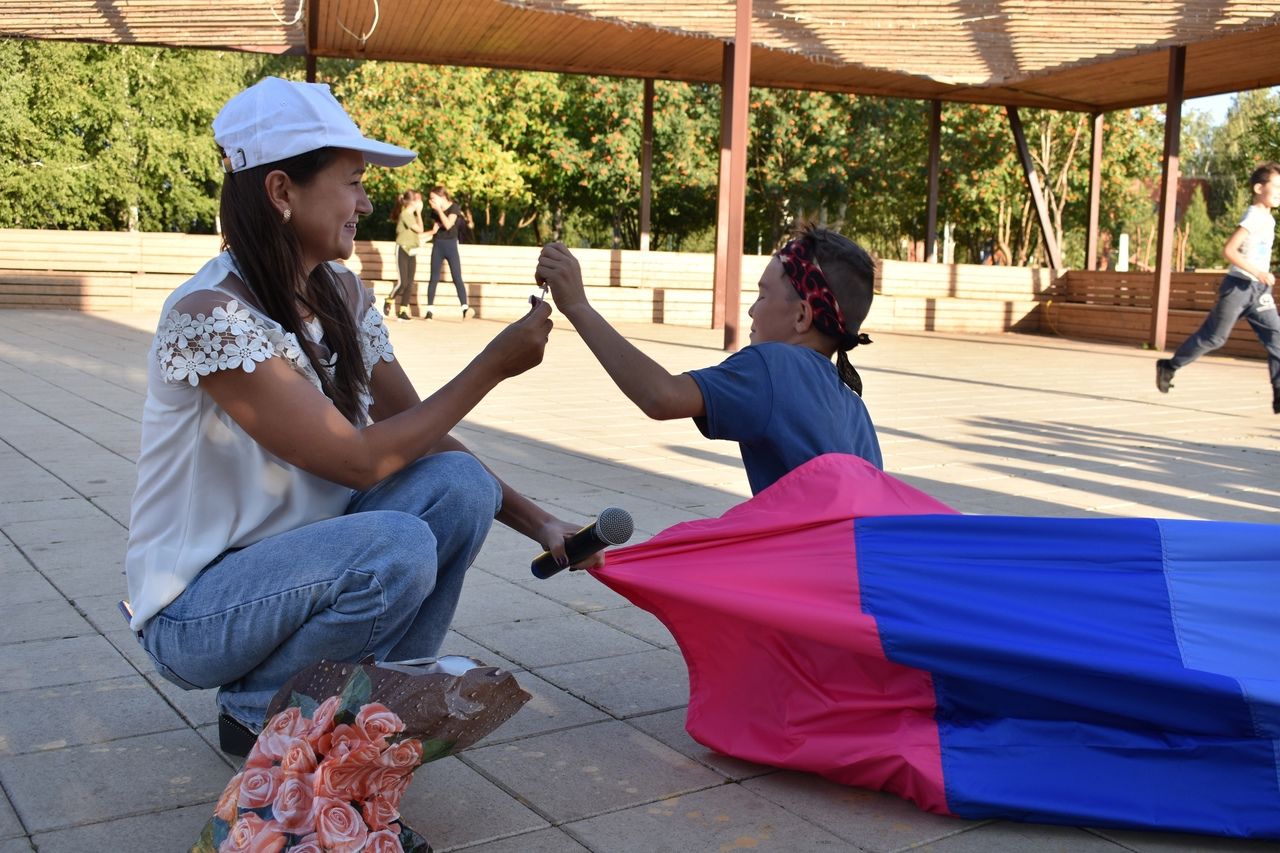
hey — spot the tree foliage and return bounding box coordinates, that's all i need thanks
[3,39,1240,271]
[0,39,263,232]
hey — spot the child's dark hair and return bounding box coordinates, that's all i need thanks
[1249,162,1280,192]
[785,222,877,396]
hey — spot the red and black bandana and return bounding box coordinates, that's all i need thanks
[777,239,849,343]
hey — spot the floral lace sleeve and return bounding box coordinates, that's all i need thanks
[156,295,305,387]
[359,302,396,370]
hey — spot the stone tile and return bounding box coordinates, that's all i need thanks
[398,755,547,850]
[913,822,1126,852]
[0,599,93,645]
[140,671,220,728]
[742,770,979,852]
[451,827,589,852]
[0,794,22,840]
[564,783,852,852]
[28,559,127,600]
[457,612,652,669]
[75,593,136,638]
[452,576,576,627]
[464,719,721,823]
[627,708,774,781]
[1087,827,1280,852]
[0,569,60,605]
[0,636,134,693]
[513,571,631,613]
[536,648,688,718]
[589,605,674,647]
[31,801,215,853]
[0,677,181,755]
[0,729,233,833]
[0,498,97,526]
[476,671,609,746]
[0,513,124,549]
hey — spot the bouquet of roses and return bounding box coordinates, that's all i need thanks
[192,656,530,853]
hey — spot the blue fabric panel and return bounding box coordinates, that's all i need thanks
[937,718,1280,836]
[1160,520,1280,737]
[855,515,1280,835]
[855,515,1253,735]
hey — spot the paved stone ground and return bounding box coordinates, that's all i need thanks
[0,306,1278,852]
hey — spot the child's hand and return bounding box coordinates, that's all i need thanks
[536,243,589,315]
[479,299,553,379]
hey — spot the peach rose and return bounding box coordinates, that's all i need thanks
[355,703,405,745]
[236,765,283,810]
[313,742,381,802]
[214,772,243,823]
[288,836,322,853]
[279,737,318,776]
[256,706,308,760]
[314,797,369,853]
[378,738,424,771]
[366,766,413,809]
[271,774,316,834]
[317,723,367,759]
[304,696,341,745]
[218,812,287,853]
[361,792,401,832]
[365,828,407,853]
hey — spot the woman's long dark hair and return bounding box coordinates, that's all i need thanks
[219,148,368,424]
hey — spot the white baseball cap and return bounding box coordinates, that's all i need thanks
[213,76,416,173]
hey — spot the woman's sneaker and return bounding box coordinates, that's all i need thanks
[1155,359,1176,393]
[423,309,434,320]
[461,305,471,320]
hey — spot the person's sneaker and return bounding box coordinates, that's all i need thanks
[461,305,471,320]
[218,712,259,758]
[396,310,410,322]
[1155,359,1176,393]
[423,309,434,320]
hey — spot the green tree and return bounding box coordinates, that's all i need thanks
[0,39,263,232]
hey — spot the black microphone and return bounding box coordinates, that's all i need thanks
[531,507,634,579]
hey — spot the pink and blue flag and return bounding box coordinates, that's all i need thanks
[593,453,1280,839]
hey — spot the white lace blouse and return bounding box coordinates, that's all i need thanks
[124,252,396,630]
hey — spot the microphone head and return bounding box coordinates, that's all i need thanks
[595,507,634,546]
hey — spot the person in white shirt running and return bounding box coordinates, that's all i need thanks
[1157,162,1280,413]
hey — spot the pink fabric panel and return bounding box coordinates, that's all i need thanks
[595,454,958,814]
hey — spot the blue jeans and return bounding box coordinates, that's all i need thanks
[140,451,501,727]
[1170,274,1280,388]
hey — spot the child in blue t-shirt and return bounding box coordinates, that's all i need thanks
[536,224,882,495]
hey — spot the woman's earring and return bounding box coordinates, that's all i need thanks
[281,208,292,224]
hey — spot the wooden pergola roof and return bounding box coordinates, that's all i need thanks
[6,0,1280,112]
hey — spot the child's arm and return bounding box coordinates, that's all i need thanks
[536,242,705,420]
[1223,224,1275,286]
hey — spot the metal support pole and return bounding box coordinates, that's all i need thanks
[712,44,734,331]
[722,0,751,351]
[639,78,654,252]
[925,99,941,263]
[1008,106,1064,270]
[1086,112,1103,271]
[1150,46,1186,351]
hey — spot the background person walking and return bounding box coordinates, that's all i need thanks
[388,188,424,321]
[425,185,469,319]
[1157,162,1280,413]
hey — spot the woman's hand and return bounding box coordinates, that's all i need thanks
[533,517,605,571]
[477,299,553,379]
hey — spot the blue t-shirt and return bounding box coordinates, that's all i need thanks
[688,342,883,495]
